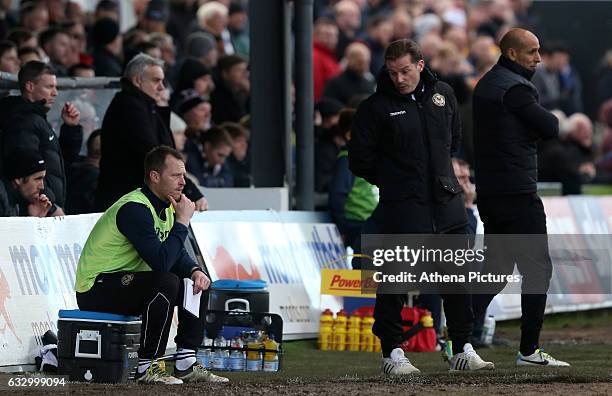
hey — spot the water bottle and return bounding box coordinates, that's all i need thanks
[263,335,279,372]
[482,315,496,346]
[229,337,246,371]
[212,335,228,370]
[246,331,263,371]
[196,338,211,369]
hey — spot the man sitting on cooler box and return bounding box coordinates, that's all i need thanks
[74,145,228,385]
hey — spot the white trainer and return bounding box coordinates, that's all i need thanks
[449,343,495,372]
[381,348,420,375]
[516,348,570,367]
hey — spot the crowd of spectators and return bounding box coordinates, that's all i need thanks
[0,0,610,219]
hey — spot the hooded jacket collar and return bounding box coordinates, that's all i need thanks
[376,65,437,101]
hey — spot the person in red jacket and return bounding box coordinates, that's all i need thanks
[313,17,341,102]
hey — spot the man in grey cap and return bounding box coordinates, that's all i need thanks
[0,149,64,217]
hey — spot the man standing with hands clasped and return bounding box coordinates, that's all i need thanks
[472,28,570,367]
[349,39,494,374]
[75,146,229,385]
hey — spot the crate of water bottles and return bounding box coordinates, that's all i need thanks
[198,310,283,372]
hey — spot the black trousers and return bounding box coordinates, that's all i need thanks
[472,193,553,355]
[77,271,208,359]
[369,200,475,356]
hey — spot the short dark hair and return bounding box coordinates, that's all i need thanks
[384,39,423,63]
[221,122,250,141]
[17,46,39,58]
[96,0,118,13]
[39,27,70,50]
[201,126,233,149]
[217,54,247,73]
[68,63,94,77]
[0,40,16,59]
[7,28,34,47]
[144,145,184,184]
[18,61,56,92]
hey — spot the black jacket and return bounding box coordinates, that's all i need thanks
[209,79,249,125]
[322,69,376,106]
[473,56,559,195]
[96,79,203,211]
[0,178,23,216]
[92,47,123,77]
[0,96,83,208]
[349,67,466,233]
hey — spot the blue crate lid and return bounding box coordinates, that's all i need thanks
[59,309,140,322]
[211,279,267,291]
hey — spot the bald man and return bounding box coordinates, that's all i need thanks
[472,28,570,367]
[322,42,376,105]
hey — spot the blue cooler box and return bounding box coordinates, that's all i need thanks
[57,310,141,383]
[208,280,269,312]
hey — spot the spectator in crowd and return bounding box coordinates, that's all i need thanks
[127,41,163,63]
[69,63,95,77]
[315,97,343,194]
[429,42,471,104]
[194,1,234,55]
[167,0,197,52]
[222,121,251,187]
[139,0,168,34]
[76,146,227,385]
[61,20,90,66]
[0,61,82,210]
[18,46,41,64]
[334,0,362,59]
[198,126,234,187]
[539,112,595,195]
[0,40,18,74]
[363,14,394,76]
[390,7,413,42]
[65,1,85,25]
[313,17,340,102]
[596,50,612,111]
[20,2,48,34]
[210,54,250,124]
[46,0,66,25]
[532,43,583,115]
[150,32,177,76]
[452,158,477,234]
[228,2,249,59]
[451,157,488,345]
[328,108,376,249]
[95,54,207,211]
[172,57,214,106]
[0,150,64,217]
[468,34,499,86]
[91,18,123,77]
[413,12,442,42]
[176,89,212,132]
[184,31,218,69]
[94,0,119,22]
[323,42,375,106]
[171,112,188,152]
[66,130,101,214]
[7,28,37,49]
[39,27,72,76]
[175,89,212,180]
[0,0,17,40]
